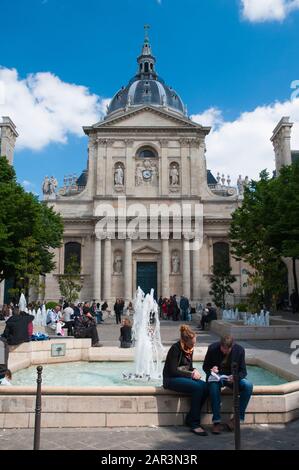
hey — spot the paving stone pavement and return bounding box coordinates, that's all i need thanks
[0,421,299,450]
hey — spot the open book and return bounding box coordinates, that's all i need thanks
[208,371,230,382]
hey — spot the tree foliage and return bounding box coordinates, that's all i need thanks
[229,162,299,308]
[58,255,83,303]
[0,156,64,295]
[209,263,236,308]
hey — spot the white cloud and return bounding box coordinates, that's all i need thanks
[0,67,109,151]
[241,0,299,22]
[191,97,299,184]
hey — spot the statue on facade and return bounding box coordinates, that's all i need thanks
[169,165,179,186]
[113,254,123,274]
[42,176,50,195]
[49,176,58,194]
[42,175,58,199]
[171,252,180,274]
[114,165,124,186]
[237,175,249,195]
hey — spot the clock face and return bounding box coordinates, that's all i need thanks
[142,170,152,180]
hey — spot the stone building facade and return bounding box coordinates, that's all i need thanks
[43,34,251,305]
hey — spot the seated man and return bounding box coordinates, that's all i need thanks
[203,335,253,434]
[200,303,217,331]
[2,308,34,345]
[73,311,102,347]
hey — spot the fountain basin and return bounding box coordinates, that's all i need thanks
[1,339,299,428]
[211,318,299,340]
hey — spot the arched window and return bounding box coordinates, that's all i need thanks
[144,62,149,73]
[213,242,230,271]
[64,242,81,273]
[137,146,157,159]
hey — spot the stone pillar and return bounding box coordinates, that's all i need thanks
[93,237,102,301]
[160,139,169,196]
[0,116,18,165]
[192,243,201,301]
[182,237,191,299]
[180,139,190,196]
[103,237,112,300]
[161,237,170,299]
[124,238,132,301]
[271,117,293,174]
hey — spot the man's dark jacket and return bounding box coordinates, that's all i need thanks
[203,342,247,380]
[2,313,34,345]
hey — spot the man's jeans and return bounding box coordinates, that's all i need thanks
[208,378,253,423]
[164,377,208,429]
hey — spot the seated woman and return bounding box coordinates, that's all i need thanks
[119,317,132,348]
[73,311,102,347]
[163,324,208,436]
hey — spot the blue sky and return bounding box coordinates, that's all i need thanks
[1,0,299,196]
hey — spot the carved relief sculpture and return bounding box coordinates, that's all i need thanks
[171,251,180,274]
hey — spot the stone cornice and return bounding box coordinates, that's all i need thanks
[84,105,210,133]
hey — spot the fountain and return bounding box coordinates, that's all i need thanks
[123,287,164,381]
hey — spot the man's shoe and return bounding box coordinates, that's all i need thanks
[212,423,222,434]
[92,342,103,347]
[191,427,208,436]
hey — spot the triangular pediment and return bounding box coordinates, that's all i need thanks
[133,244,161,255]
[88,105,206,130]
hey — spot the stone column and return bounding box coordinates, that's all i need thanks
[161,237,170,299]
[180,139,190,196]
[124,238,132,301]
[93,237,102,301]
[160,139,169,196]
[192,242,200,301]
[183,237,191,299]
[103,236,112,300]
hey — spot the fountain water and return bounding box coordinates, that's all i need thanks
[123,287,164,381]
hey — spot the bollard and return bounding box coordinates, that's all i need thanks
[33,365,43,450]
[232,361,241,450]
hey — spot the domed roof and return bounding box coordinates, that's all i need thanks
[106,27,186,117]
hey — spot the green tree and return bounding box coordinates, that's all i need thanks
[266,162,299,296]
[209,263,236,308]
[0,156,64,296]
[58,255,83,303]
[229,165,298,308]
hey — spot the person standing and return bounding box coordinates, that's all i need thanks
[163,325,208,436]
[180,295,190,321]
[62,302,74,336]
[114,299,122,325]
[203,335,253,434]
[290,289,299,314]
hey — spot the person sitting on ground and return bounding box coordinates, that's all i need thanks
[163,325,208,436]
[73,310,102,347]
[2,307,34,345]
[119,316,132,348]
[0,369,12,386]
[200,302,217,331]
[203,335,253,434]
